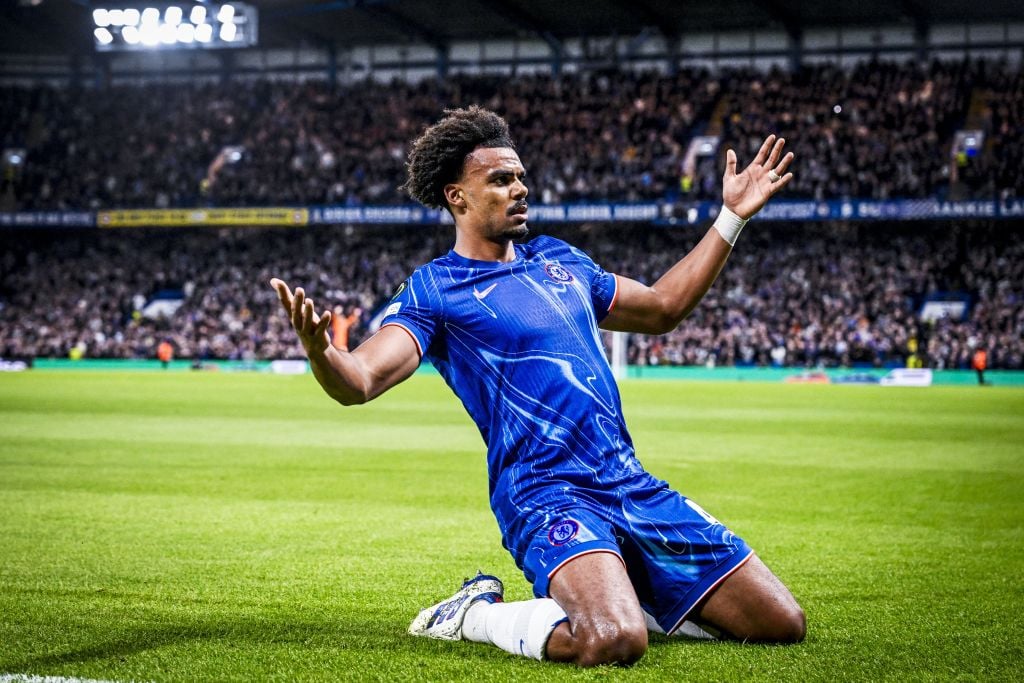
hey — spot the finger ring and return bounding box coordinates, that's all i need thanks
[768,170,781,183]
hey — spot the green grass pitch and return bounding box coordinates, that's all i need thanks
[1,371,1022,682]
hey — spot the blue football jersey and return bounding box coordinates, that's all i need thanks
[381,235,661,536]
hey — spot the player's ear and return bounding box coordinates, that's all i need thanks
[444,183,466,210]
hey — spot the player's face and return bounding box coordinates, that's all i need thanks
[452,147,529,241]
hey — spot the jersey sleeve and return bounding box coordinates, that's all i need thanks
[567,243,619,321]
[379,267,440,358]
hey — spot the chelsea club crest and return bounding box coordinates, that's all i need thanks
[548,519,580,546]
[544,263,574,283]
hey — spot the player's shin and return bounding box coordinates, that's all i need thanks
[463,598,568,660]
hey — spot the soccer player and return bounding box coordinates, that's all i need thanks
[270,106,803,667]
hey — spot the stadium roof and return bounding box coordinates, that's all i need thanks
[3,0,1024,55]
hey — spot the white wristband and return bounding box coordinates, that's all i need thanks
[713,205,748,246]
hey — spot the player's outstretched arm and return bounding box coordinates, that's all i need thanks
[601,135,793,335]
[270,278,420,405]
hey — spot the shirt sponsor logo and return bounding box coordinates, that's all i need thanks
[544,263,574,283]
[548,519,580,546]
[385,302,401,317]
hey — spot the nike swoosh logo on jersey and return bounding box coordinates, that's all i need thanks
[473,283,498,300]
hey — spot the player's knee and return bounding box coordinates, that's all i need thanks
[787,605,807,643]
[575,621,647,667]
[771,604,806,644]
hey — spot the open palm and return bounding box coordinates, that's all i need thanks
[723,135,794,219]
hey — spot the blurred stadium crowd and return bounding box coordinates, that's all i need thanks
[1,58,1021,210]
[1,222,1020,369]
[1,55,1021,370]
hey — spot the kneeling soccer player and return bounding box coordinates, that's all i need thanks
[271,107,805,667]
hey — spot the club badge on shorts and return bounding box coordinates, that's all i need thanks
[548,519,580,546]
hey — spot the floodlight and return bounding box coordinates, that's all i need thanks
[94,27,114,45]
[94,2,257,51]
[195,23,213,42]
[159,23,177,44]
[165,6,182,26]
[140,23,159,46]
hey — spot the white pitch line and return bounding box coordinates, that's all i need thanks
[0,675,149,683]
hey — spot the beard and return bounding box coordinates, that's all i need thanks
[502,200,529,239]
[501,223,530,240]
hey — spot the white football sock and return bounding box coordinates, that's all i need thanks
[673,620,718,640]
[644,610,717,640]
[463,598,568,660]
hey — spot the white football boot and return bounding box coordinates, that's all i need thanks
[408,573,504,640]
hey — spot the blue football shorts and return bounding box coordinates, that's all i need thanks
[508,482,753,635]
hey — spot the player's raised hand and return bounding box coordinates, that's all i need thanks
[722,134,794,220]
[270,278,332,355]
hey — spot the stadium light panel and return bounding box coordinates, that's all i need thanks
[195,23,213,42]
[139,24,159,46]
[176,23,195,43]
[165,6,182,26]
[93,2,257,51]
[158,22,177,44]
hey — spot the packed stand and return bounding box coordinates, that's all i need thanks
[956,60,1024,200]
[712,60,973,201]
[0,225,447,361]
[3,58,1022,211]
[1,222,1020,370]
[1,69,720,210]
[602,223,1023,370]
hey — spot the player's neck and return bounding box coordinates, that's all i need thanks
[452,232,516,263]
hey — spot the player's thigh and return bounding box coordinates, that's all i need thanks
[616,486,753,634]
[695,553,806,643]
[549,551,646,628]
[546,551,648,665]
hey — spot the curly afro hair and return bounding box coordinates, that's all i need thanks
[402,106,516,211]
